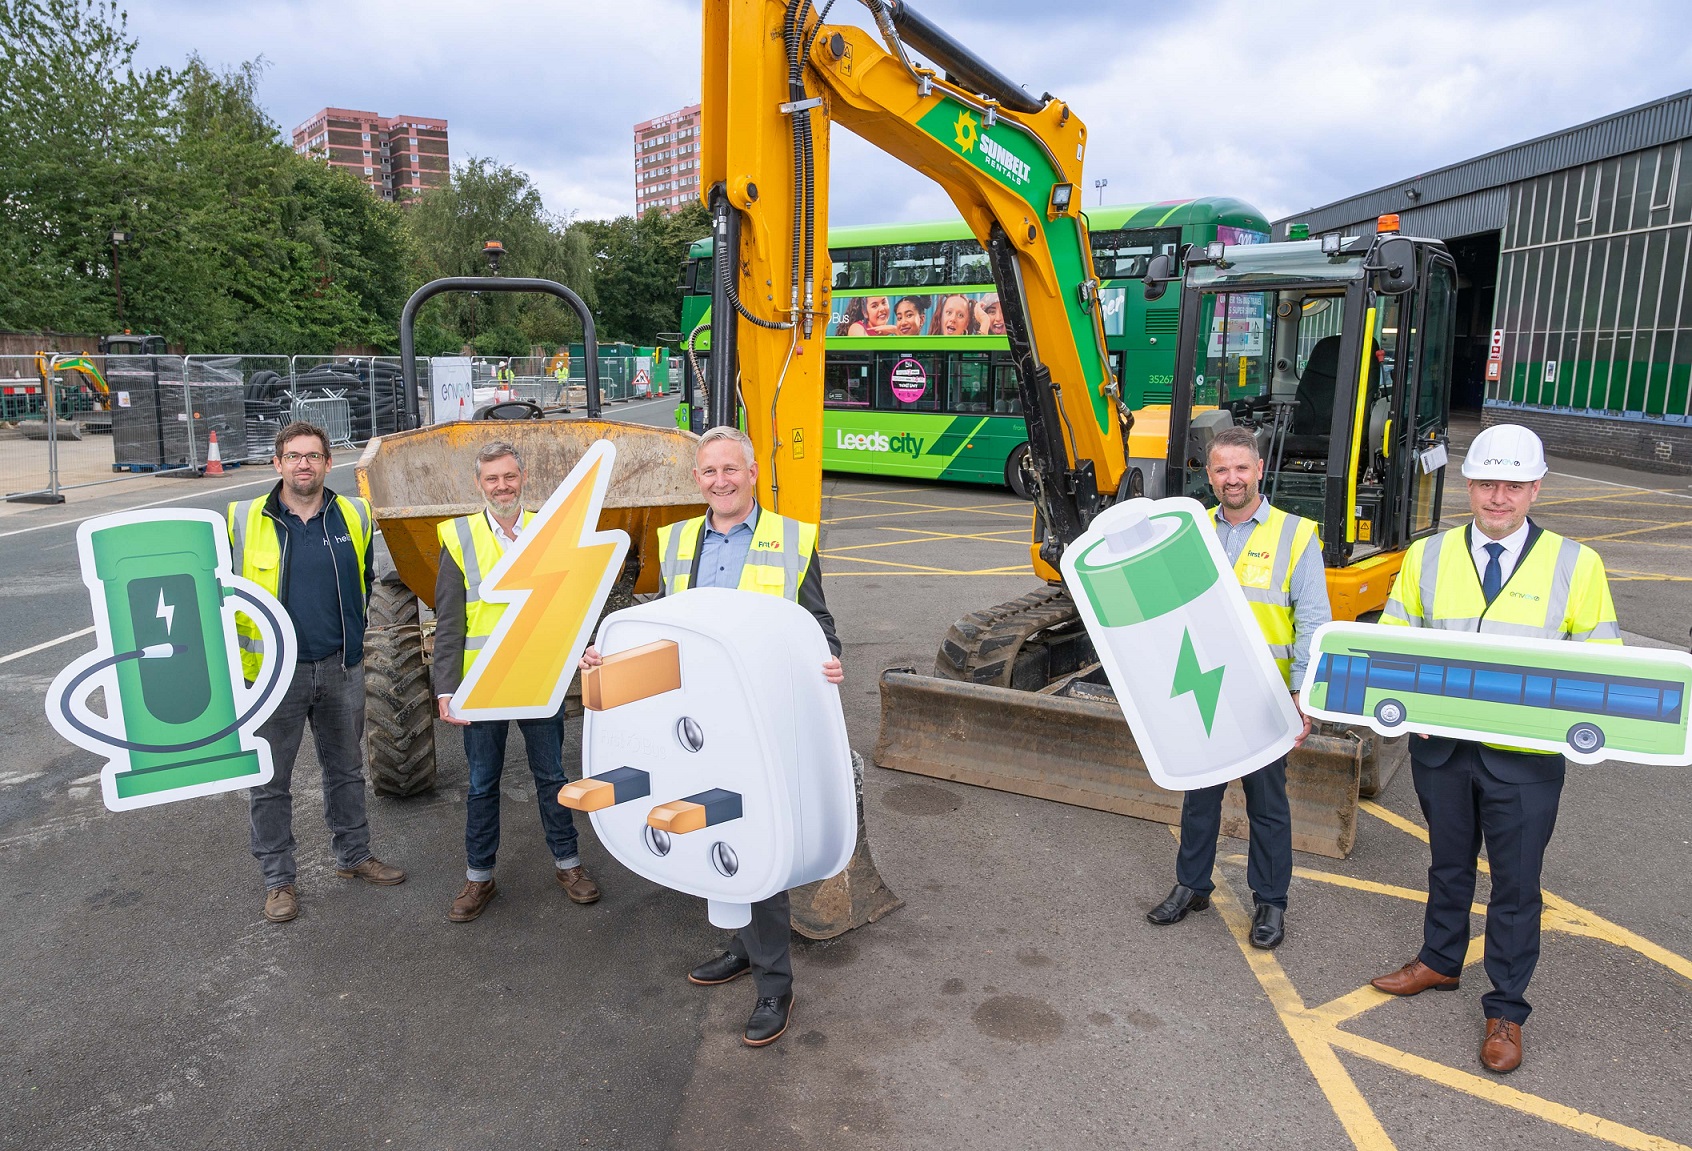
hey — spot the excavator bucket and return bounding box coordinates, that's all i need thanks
[789,754,905,939]
[875,668,1367,859]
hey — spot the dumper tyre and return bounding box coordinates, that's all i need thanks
[364,576,437,797]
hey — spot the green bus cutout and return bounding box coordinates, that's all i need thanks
[1298,622,1692,766]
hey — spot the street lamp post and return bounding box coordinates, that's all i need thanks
[110,230,129,328]
[1093,178,1108,206]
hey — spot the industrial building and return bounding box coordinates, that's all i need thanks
[1275,90,1692,473]
[633,104,703,216]
[291,108,450,203]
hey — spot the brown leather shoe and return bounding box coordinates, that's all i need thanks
[556,865,601,905]
[1371,958,1460,996]
[335,856,407,886]
[1481,1017,1524,1073]
[449,879,497,922]
[264,885,298,923]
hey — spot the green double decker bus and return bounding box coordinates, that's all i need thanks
[1309,629,1692,762]
[678,197,1269,495]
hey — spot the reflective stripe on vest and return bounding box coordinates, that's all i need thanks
[227,492,372,679]
[1414,527,1597,639]
[1225,505,1318,688]
[1390,522,1621,755]
[655,512,817,601]
[438,511,532,676]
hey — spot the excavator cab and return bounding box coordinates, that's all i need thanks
[1145,223,1459,619]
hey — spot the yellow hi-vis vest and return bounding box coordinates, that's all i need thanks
[1381,523,1620,642]
[655,510,817,601]
[438,510,534,676]
[227,493,373,680]
[1381,522,1620,754]
[1223,504,1321,688]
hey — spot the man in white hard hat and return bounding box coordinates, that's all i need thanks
[1369,423,1619,1075]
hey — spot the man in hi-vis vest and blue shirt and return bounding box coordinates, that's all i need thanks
[1370,423,1619,1075]
[229,421,406,925]
[581,425,842,1048]
[434,440,602,923]
[1146,425,1331,950]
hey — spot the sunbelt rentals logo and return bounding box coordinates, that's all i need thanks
[836,429,925,455]
[951,108,1031,187]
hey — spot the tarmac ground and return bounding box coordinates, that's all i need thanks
[2,401,1689,1151]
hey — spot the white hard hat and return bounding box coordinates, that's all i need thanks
[1462,423,1547,481]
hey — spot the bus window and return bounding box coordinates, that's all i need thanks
[1090,227,1179,280]
[992,357,1022,414]
[1445,666,1473,696]
[950,353,992,412]
[875,352,942,412]
[1473,668,1524,705]
[1524,674,1554,708]
[954,240,992,284]
[1370,657,1416,693]
[831,247,873,290]
[1416,664,1444,694]
[1553,677,1606,711]
[825,354,872,407]
[1606,683,1664,720]
[879,242,949,288]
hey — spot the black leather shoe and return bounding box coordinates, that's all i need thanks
[1146,884,1211,925]
[1250,902,1286,950]
[687,950,752,986]
[743,993,794,1047]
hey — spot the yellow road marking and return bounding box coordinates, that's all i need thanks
[1194,805,1692,1149]
[1575,516,1692,543]
[824,501,1031,524]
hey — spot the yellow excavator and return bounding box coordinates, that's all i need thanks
[700,0,1460,857]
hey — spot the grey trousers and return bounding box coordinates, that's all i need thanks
[249,656,372,890]
[726,891,793,997]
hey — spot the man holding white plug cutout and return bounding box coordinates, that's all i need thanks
[581,425,841,1047]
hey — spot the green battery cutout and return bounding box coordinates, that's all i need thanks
[48,510,296,812]
[1062,498,1301,791]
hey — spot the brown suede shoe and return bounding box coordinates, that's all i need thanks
[1371,958,1460,996]
[449,879,497,922]
[556,865,601,905]
[1481,1018,1524,1073]
[335,857,407,886]
[264,885,299,923]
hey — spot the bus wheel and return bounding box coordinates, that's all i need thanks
[1567,722,1605,755]
[1005,443,1033,500]
[1373,698,1407,729]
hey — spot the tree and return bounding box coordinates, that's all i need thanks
[572,203,709,345]
[403,158,593,354]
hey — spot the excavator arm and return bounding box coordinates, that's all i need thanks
[700,0,1127,575]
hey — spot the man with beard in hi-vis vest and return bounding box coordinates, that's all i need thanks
[580,425,842,1048]
[434,440,602,923]
[1369,423,1619,1075]
[228,420,405,925]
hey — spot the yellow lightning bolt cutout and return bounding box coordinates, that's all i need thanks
[450,439,630,720]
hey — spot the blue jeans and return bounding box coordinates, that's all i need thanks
[463,707,579,877]
[250,656,371,889]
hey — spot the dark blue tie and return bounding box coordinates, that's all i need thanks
[1482,541,1504,606]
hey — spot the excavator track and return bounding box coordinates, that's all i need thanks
[934,585,1094,689]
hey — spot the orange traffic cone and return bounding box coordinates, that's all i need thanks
[205,430,224,476]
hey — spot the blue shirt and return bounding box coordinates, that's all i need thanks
[280,502,347,661]
[1212,498,1332,685]
[694,504,759,591]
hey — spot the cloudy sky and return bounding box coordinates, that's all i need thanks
[127,0,1692,229]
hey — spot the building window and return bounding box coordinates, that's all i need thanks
[364,166,374,175]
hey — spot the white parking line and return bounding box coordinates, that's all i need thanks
[1545,467,1692,500]
[0,627,96,666]
[0,461,358,539]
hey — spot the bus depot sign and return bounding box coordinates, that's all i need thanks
[1300,621,1692,765]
